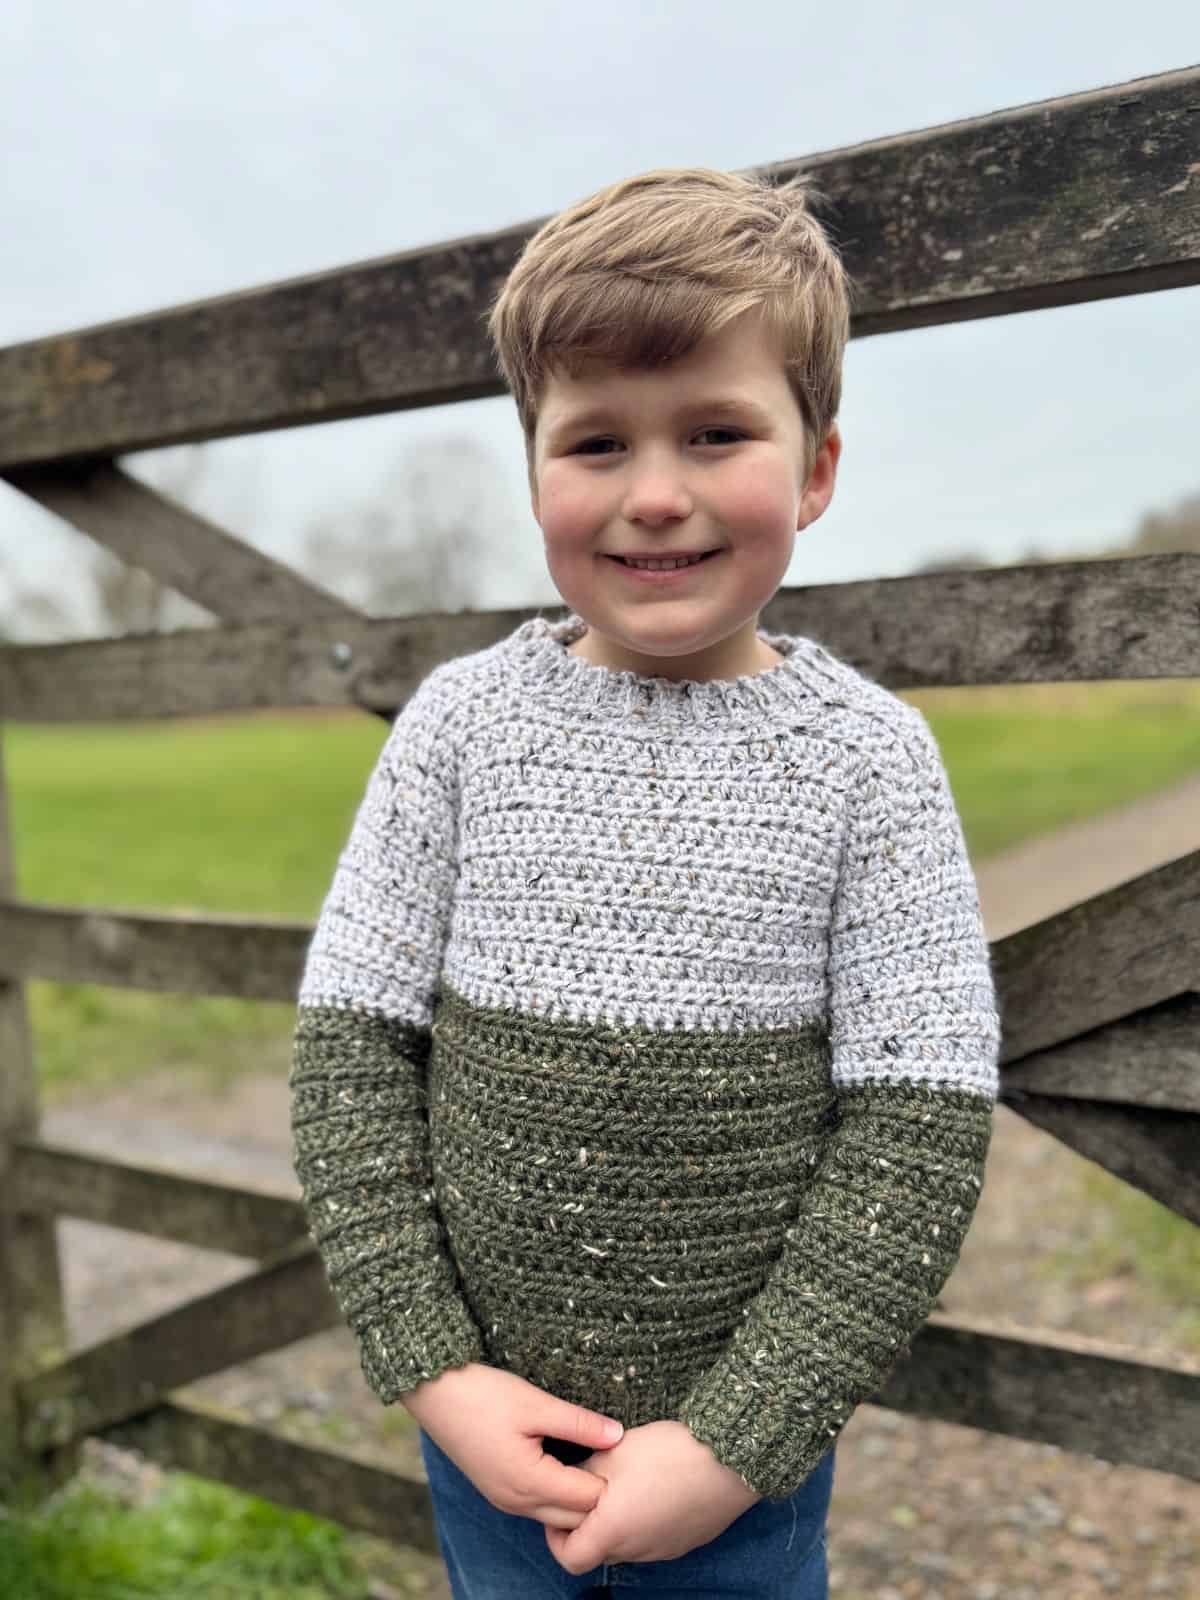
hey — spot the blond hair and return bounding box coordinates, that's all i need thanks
[487,167,851,478]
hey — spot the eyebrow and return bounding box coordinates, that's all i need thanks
[543,396,773,448]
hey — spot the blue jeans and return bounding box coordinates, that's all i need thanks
[417,1428,834,1598]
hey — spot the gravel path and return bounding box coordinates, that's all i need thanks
[38,768,1200,1598]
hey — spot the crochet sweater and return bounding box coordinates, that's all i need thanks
[289,609,1000,1503]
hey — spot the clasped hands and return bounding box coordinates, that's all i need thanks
[400,1362,761,1576]
[542,1418,761,1573]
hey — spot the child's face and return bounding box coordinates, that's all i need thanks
[529,309,840,679]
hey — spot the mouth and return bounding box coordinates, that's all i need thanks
[606,550,723,575]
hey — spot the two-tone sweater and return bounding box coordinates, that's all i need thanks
[289,608,1000,1503]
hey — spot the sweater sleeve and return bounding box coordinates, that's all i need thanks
[672,700,1000,1502]
[288,668,486,1403]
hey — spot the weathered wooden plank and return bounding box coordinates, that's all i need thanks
[994,850,1200,1064]
[1,67,1197,466]
[99,1316,1200,1535]
[768,553,1200,691]
[0,608,493,723]
[99,1394,440,1555]
[9,1138,305,1258]
[4,461,355,625]
[0,740,77,1498]
[794,64,1200,340]
[1001,1093,1200,1227]
[1001,991,1200,1113]
[3,553,1200,724]
[877,1311,1200,1482]
[32,1309,1200,1490]
[0,220,522,468]
[0,901,309,1000]
[19,1238,337,1452]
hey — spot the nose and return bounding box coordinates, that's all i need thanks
[621,447,693,527]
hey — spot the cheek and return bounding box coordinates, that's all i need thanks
[720,462,797,538]
[534,466,603,542]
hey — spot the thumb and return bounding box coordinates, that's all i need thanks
[543,1402,625,1449]
[549,1492,611,1577]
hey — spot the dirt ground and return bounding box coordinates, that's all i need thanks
[37,769,1200,1599]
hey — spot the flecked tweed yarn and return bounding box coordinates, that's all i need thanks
[289,608,1000,1503]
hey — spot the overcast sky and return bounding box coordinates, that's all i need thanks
[2,2,1197,635]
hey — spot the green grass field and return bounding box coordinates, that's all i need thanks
[4,681,1199,1593]
[8,712,390,1099]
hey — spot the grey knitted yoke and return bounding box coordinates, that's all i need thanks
[289,609,1000,1503]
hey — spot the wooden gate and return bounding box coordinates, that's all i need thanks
[1,64,1198,1547]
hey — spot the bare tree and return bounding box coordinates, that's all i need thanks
[298,433,499,616]
[910,482,1200,577]
[1119,490,1200,557]
[0,575,73,643]
[0,445,216,641]
[909,550,993,575]
[89,444,215,634]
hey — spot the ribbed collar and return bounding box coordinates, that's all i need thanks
[503,609,825,727]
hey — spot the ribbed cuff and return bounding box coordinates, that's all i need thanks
[674,1347,849,1502]
[357,1297,487,1405]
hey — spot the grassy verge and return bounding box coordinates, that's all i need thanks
[0,1470,371,1600]
[1034,1162,1200,1354]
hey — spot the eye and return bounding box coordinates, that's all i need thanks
[694,427,746,446]
[571,436,622,455]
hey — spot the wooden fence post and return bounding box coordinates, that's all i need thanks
[0,735,78,1504]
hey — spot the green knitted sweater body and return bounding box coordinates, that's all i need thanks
[289,609,999,1503]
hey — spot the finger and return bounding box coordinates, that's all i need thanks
[539,1460,607,1514]
[545,1522,583,1568]
[553,1508,609,1576]
[545,1504,609,1575]
[545,1524,567,1564]
[531,1504,588,1531]
[535,1400,625,1453]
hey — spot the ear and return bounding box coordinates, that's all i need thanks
[796,423,842,531]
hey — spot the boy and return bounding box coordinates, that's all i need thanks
[289,168,1000,1597]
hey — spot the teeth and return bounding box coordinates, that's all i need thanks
[620,553,708,570]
